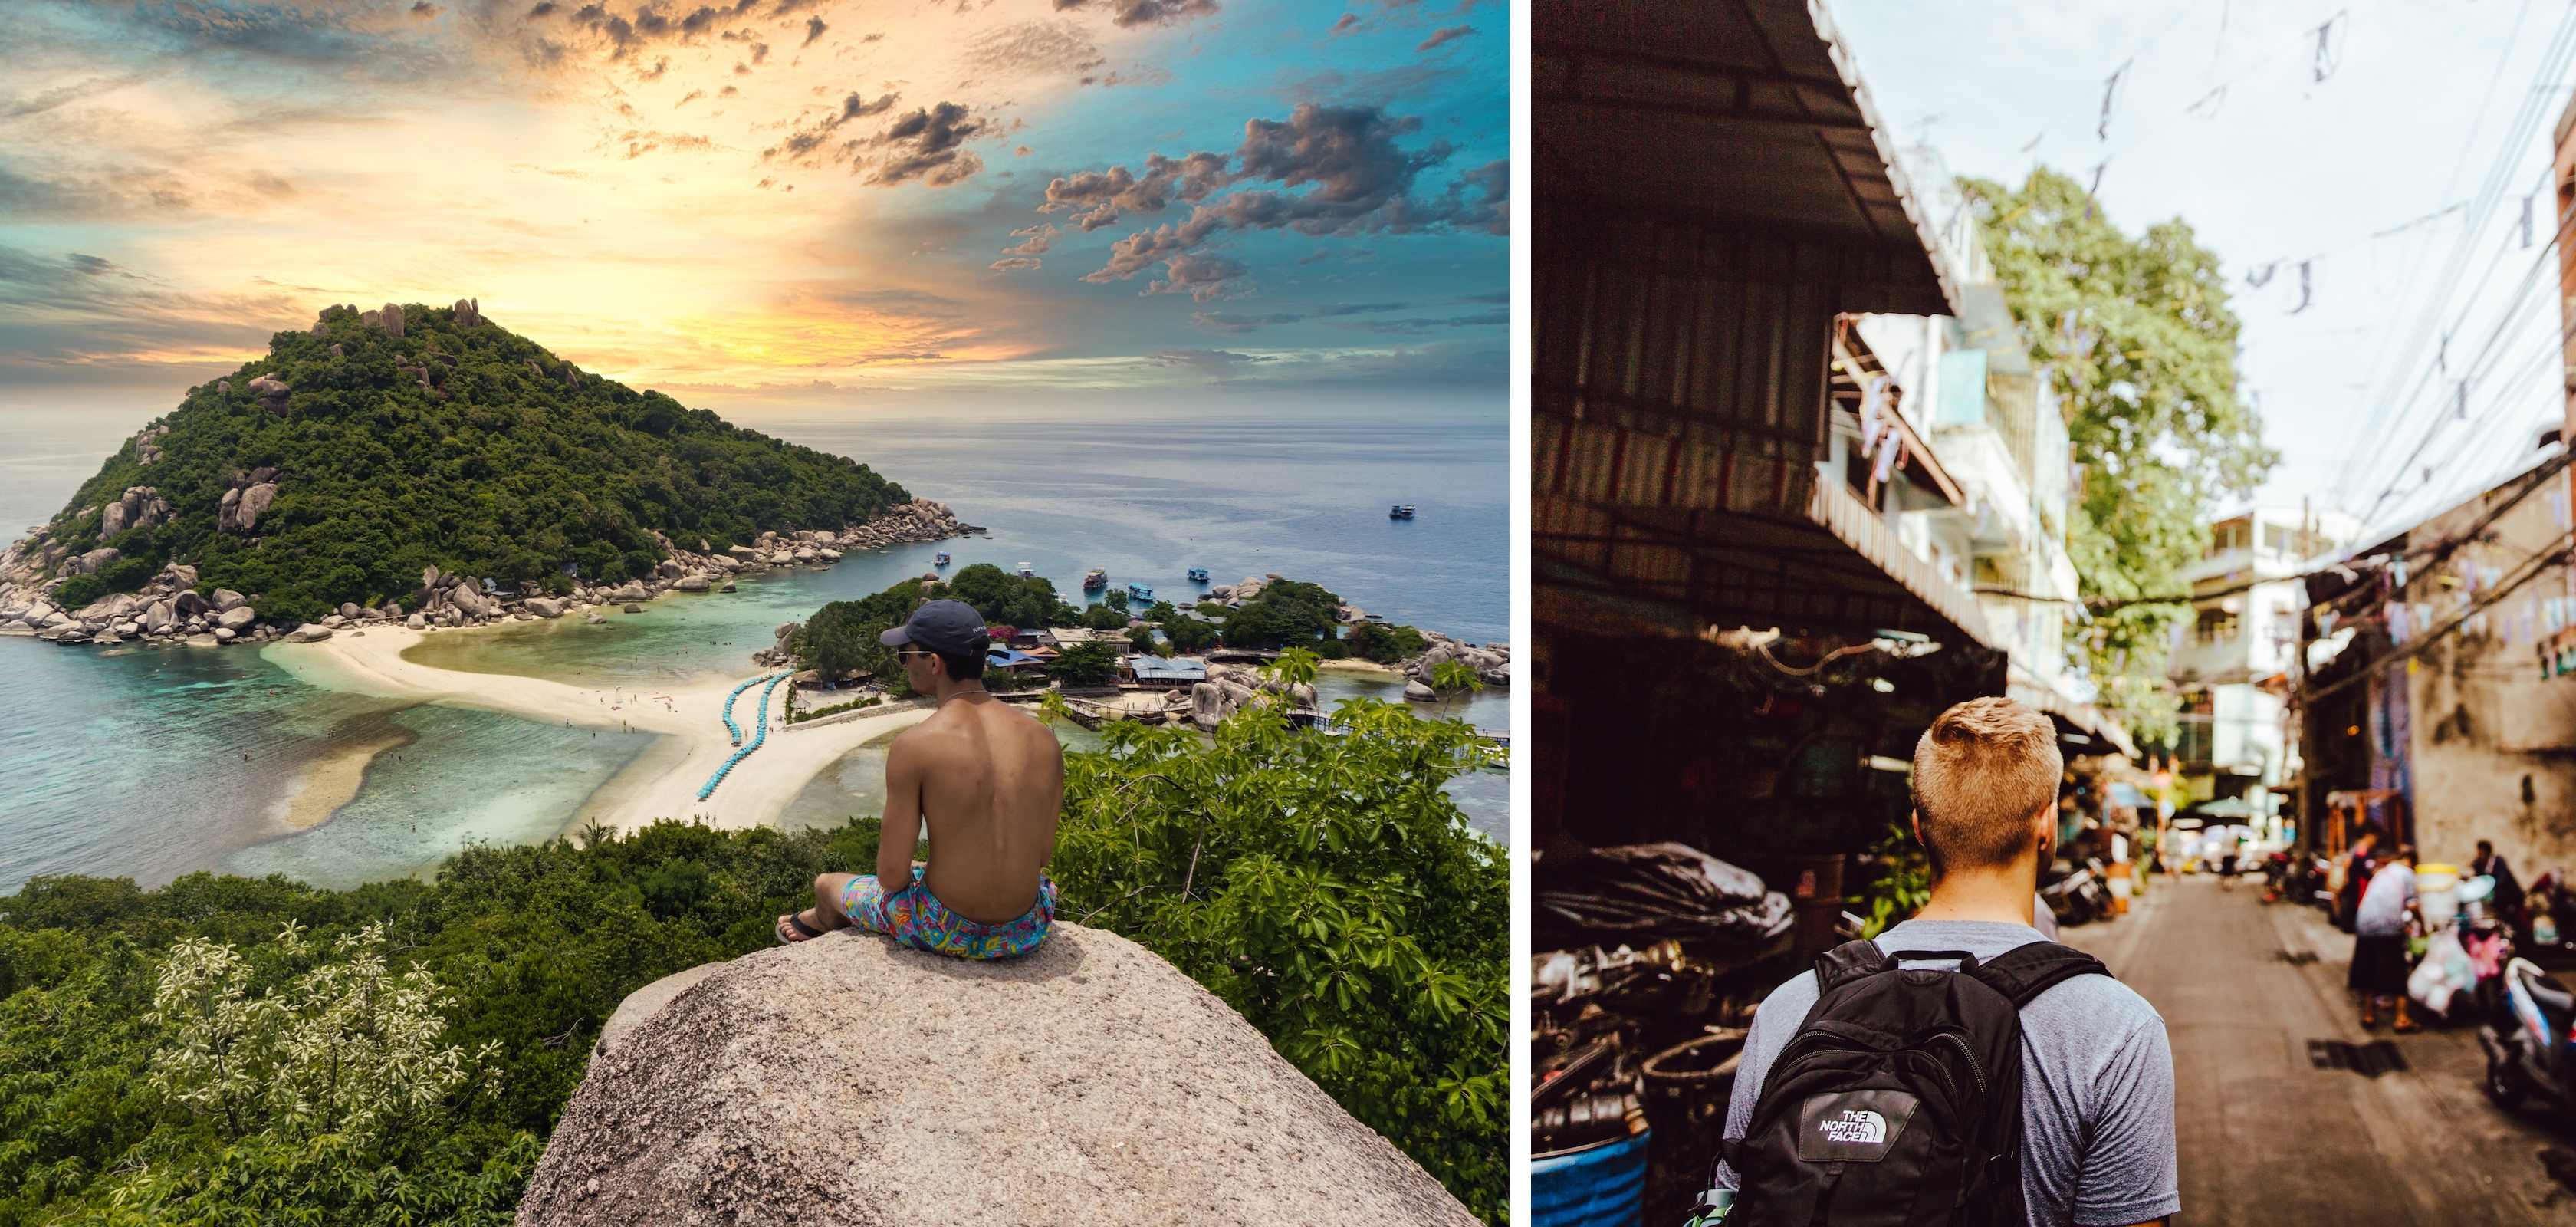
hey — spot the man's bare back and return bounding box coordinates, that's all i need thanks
[882,690,1062,924]
[779,599,1066,956]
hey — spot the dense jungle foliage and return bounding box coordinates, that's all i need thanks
[0,699,1504,1224]
[38,303,907,625]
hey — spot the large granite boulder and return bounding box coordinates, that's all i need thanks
[233,483,278,532]
[523,597,565,618]
[518,923,1473,1227]
[288,623,333,643]
[217,606,258,631]
[211,588,247,613]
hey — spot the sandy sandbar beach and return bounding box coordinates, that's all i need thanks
[261,624,930,834]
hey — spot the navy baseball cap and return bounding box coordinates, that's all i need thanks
[881,599,987,656]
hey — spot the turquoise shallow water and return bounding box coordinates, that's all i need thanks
[0,396,1506,892]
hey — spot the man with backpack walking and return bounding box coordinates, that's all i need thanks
[1697,697,2177,1226]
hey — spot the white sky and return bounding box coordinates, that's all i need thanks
[1834,0,2576,549]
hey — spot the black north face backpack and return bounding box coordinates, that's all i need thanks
[1719,939,2109,1226]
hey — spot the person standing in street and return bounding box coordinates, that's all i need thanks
[2350,844,2421,1032]
[2472,839,2525,927]
[1709,697,2178,1226]
[2335,827,2381,932]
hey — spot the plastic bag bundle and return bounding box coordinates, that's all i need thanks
[1536,842,1793,945]
[2407,927,2476,1013]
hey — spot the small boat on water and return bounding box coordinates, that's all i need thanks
[1083,568,1109,592]
[1186,567,1210,583]
[1389,504,1416,519]
[1127,581,1154,602]
[934,552,951,567]
[1017,561,1035,577]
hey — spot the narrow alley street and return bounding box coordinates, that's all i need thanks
[2059,876,2576,1224]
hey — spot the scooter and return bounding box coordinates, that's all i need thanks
[2042,859,2113,926]
[2480,956,2576,1119]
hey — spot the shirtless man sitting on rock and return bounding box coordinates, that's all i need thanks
[777,599,1065,959]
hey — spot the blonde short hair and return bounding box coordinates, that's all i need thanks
[1911,697,2062,874]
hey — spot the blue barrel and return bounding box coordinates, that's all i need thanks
[1532,1130,1648,1227]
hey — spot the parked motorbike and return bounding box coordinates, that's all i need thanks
[2042,858,2113,927]
[2480,956,2576,1121]
[2263,851,2331,906]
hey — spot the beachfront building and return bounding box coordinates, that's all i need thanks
[1845,153,2128,755]
[2164,508,2360,834]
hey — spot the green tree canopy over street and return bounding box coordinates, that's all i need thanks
[1962,167,2279,738]
[39,303,908,625]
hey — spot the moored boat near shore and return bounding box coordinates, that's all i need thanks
[1083,568,1109,592]
[1187,567,1209,582]
[1389,504,1416,519]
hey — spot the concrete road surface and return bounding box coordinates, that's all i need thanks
[2057,873,2576,1225]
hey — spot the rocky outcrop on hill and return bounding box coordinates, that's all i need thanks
[518,923,1475,1227]
[0,495,974,653]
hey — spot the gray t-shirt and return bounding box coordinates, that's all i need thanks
[1714,919,2179,1227]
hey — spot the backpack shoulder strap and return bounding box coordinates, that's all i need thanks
[1812,939,1898,993]
[1970,940,2111,1008]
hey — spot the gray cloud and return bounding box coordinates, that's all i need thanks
[1329,13,1360,35]
[1310,301,1408,315]
[764,90,902,164]
[1324,309,1506,334]
[991,256,1043,271]
[968,19,1104,77]
[1415,24,1473,51]
[1064,103,1504,297]
[868,102,988,186]
[1052,0,1220,28]
[1042,151,1230,231]
[1146,348,1270,373]
[1190,311,1302,334]
[802,15,826,44]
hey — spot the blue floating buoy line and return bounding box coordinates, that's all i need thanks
[698,672,787,800]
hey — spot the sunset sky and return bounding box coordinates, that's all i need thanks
[1,0,1507,415]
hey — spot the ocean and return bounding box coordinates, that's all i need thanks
[0,392,1508,892]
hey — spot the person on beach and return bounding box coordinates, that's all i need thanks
[777,599,1064,959]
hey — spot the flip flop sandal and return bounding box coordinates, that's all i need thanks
[777,911,825,945]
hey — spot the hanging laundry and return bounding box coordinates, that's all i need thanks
[2318,610,2340,637]
[1860,375,1888,457]
[1872,435,1904,488]
[2389,603,2411,645]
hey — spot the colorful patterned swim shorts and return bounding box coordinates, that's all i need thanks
[842,866,1056,960]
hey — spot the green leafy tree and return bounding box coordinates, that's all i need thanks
[946,564,1076,630]
[788,576,934,680]
[1125,625,1161,654]
[1080,601,1129,631]
[1219,579,1342,649]
[1429,660,1484,696]
[1161,615,1218,654]
[1962,168,2277,739]
[1047,640,1121,686]
[1343,621,1428,665]
[1043,697,1505,1222]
